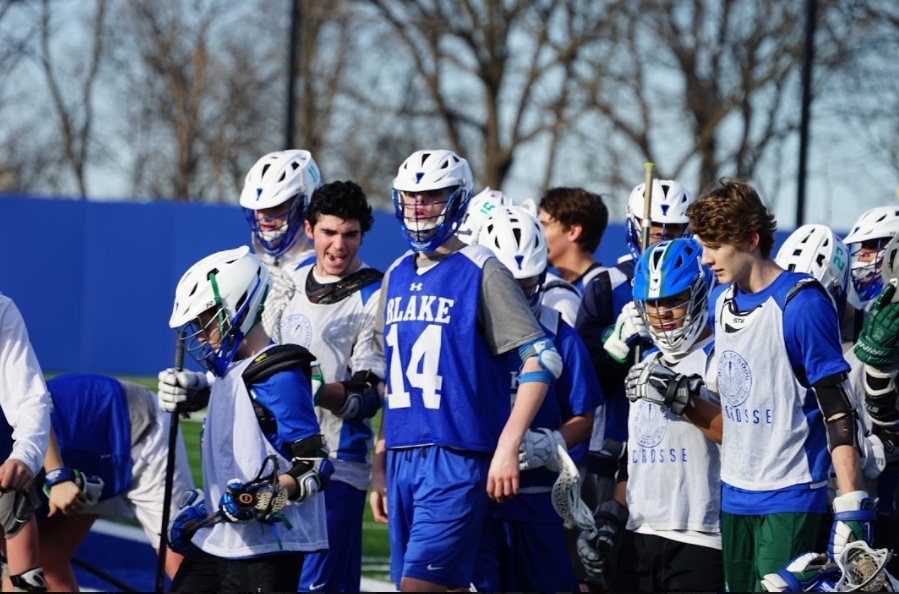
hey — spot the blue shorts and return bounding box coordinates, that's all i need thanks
[472,491,579,592]
[298,479,366,592]
[387,446,490,589]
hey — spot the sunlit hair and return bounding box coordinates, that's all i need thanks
[687,178,777,259]
[539,187,609,253]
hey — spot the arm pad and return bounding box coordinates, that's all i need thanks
[517,338,563,384]
[812,372,862,453]
[286,434,329,479]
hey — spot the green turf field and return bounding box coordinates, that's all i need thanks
[114,375,392,581]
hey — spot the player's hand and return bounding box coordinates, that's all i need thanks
[830,491,875,560]
[487,440,520,503]
[576,499,629,579]
[0,459,34,493]
[157,368,209,413]
[625,360,701,415]
[168,489,208,555]
[855,283,899,369]
[336,376,383,421]
[603,302,650,363]
[369,463,388,524]
[47,480,86,517]
[290,458,334,503]
[518,428,565,472]
[760,551,834,592]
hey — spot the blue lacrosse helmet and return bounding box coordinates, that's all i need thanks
[391,150,474,252]
[632,238,712,354]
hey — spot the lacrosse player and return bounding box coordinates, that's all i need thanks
[158,246,332,591]
[537,187,608,293]
[844,206,899,310]
[574,180,696,552]
[28,374,194,591]
[471,205,600,592]
[278,181,384,593]
[581,238,724,591]
[777,224,899,564]
[368,149,560,592]
[626,179,870,592]
[460,188,581,326]
[0,295,52,592]
[239,150,323,343]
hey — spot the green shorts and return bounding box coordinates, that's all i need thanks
[721,511,824,592]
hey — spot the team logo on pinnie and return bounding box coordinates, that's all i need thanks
[281,313,313,348]
[718,350,752,407]
[634,399,668,448]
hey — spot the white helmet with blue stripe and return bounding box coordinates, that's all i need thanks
[392,150,474,252]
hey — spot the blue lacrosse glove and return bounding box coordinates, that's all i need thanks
[219,479,259,523]
[168,489,208,555]
[761,551,839,592]
[830,491,876,560]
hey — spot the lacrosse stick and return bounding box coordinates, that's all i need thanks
[834,541,897,592]
[551,443,596,539]
[634,163,655,363]
[156,331,183,593]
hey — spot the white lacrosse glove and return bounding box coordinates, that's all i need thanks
[576,499,629,580]
[603,302,650,363]
[157,368,211,413]
[861,433,886,479]
[519,428,567,472]
[830,491,876,560]
[760,551,833,592]
[290,458,335,503]
[625,360,702,415]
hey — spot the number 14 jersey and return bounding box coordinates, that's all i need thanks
[382,245,516,452]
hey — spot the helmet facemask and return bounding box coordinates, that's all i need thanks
[637,278,709,356]
[849,239,887,302]
[243,194,306,258]
[178,270,269,377]
[392,185,469,252]
[519,271,548,315]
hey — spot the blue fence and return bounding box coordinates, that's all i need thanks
[0,195,797,376]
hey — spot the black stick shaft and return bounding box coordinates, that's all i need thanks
[72,556,138,592]
[155,333,184,593]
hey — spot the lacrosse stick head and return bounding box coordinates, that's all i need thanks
[550,443,596,538]
[834,541,896,592]
[881,233,899,304]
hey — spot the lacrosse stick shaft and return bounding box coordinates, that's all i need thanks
[155,332,184,593]
[634,163,655,363]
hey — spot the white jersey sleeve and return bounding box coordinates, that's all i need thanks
[348,285,386,380]
[0,295,51,476]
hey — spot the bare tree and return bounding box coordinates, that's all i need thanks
[580,0,849,197]
[38,0,108,198]
[356,0,611,192]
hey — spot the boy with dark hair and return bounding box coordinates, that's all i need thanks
[538,187,608,292]
[280,180,384,592]
[629,179,872,591]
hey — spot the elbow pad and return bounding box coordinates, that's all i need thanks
[813,372,862,453]
[518,338,563,385]
[863,365,899,427]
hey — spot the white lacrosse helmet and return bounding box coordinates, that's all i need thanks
[477,205,548,312]
[239,150,322,258]
[391,149,474,252]
[456,187,513,245]
[626,179,695,260]
[844,206,899,302]
[775,224,850,317]
[170,246,272,377]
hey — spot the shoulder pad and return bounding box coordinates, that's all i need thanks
[305,267,384,305]
[785,276,830,306]
[543,279,580,298]
[243,344,317,389]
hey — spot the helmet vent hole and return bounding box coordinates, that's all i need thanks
[291,162,300,170]
[816,254,826,268]
[513,228,522,244]
[278,171,286,182]
[420,152,431,165]
[651,250,664,267]
[261,164,270,178]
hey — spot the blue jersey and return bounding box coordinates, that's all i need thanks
[46,374,133,499]
[507,307,602,490]
[382,246,511,452]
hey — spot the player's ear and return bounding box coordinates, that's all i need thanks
[567,223,583,242]
[305,219,314,241]
[747,232,760,252]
